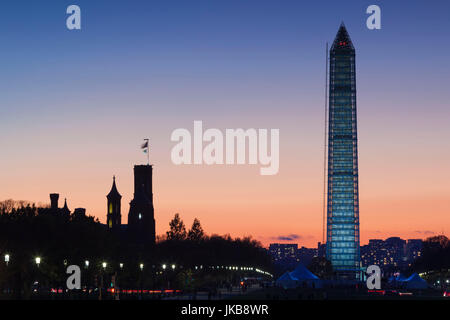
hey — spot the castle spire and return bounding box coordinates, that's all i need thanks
[61,198,70,215]
[107,175,122,199]
[107,176,122,230]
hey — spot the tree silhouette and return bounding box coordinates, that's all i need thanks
[166,213,187,241]
[307,256,333,279]
[0,203,273,298]
[187,218,204,242]
[412,235,450,273]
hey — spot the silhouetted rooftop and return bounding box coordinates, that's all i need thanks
[107,176,122,199]
[61,198,70,215]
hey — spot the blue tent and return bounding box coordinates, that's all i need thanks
[276,271,298,289]
[276,264,322,289]
[403,273,428,290]
[396,274,408,282]
[289,264,322,288]
[289,264,320,280]
[389,273,428,289]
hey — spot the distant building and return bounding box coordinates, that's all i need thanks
[297,246,317,266]
[385,237,407,267]
[360,237,422,272]
[269,243,298,264]
[268,243,317,268]
[361,239,385,268]
[406,239,423,266]
[317,242,326,258]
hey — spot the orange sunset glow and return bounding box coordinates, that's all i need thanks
[1,1,449,250]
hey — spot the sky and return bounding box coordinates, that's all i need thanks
[0,1,449,247]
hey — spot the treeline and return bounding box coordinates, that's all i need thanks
[158,213,270,269]
[412,235,450,273]
[0,200,271,298]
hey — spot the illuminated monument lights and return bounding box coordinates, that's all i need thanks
[326,23,361,279]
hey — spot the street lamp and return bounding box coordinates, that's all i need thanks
[85,260,89,268]
[120,263,124,269]
[171,264,176,270]
[4,254,10,266]
[35,257,41,267]
[162,264,167,270]
[102,262,107,270]
[140,263,144,271]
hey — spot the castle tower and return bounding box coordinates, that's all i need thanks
[50,193,59,210]
[106,176,122,230]
[127,165,155,244]
[326,23,361,279]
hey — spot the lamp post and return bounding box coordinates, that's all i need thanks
[33,257,42,294]
[138,263,145,298]
[99,262,107,301]
[85,260,89,268]
[4,254,10,266]
[171,264,176,271]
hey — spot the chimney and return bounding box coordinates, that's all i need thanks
[50,193,59,210]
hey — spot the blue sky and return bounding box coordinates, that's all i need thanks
[0,1,449,245]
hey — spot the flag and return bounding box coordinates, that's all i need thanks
[141,140,149,153]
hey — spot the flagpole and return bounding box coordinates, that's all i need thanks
[144,138,149,165]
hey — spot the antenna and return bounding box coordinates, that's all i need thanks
[322,42,329,245]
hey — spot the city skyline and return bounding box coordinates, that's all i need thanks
[1,1,450,248]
